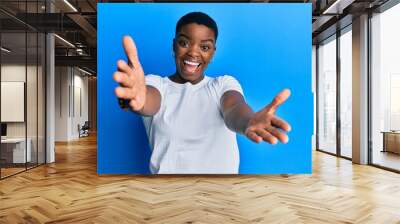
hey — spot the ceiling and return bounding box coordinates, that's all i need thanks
[0,0,97,74]
[0,0,394,75]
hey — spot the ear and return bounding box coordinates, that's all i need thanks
[172,38,176,54]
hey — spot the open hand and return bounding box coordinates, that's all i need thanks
[245,89,291,144]
[113,36,146,111]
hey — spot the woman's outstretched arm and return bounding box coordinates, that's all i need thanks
[113,36,161,116]
[221,89,291,144]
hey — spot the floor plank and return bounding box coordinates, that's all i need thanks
[1,135,400,223]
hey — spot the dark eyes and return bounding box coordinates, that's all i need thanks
[177,39,212,52]
[200,45,211,52]
[178,39,189,48]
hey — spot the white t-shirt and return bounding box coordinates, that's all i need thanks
[142,75,244,174]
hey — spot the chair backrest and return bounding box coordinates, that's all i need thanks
[82,121,90,129]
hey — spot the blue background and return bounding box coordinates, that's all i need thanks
[98,3,312,174]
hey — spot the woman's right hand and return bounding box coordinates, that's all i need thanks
[113,36,146,112]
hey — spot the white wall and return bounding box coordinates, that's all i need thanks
[55,66,69,141]
[1,65,40,137]
[54,66,89,141]
[1,65,26,140]
[72,72,89,138]
[1,64,26,81]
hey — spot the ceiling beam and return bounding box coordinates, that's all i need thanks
[55,55,96,73]
[67,13,97,46]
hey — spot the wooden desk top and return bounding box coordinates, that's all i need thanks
[381,131,400,134]
[1,138,29,144]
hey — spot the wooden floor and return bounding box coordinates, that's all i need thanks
[0,167,26,178]
[1,135,400,223]
[1,163,45,178]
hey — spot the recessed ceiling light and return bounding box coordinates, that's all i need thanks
[78,67,93,76]
[1,47,11,53]
[322,0,354,15]
[54,34,75,48]
[63,0,78,12]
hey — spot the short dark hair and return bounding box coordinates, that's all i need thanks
[175,12,218,41]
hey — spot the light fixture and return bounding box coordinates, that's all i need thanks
[322,0,354,15]
[76,48,87,56]
[1,47,11,53]
[54,34,75,48]
[63,0,78,12]
[78,67,93,76]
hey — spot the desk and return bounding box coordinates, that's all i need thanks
[381,131,400,154]
[1,138,31,163]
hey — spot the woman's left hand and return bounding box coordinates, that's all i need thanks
[245,89,291,144]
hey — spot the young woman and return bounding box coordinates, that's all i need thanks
[113,12,291,174]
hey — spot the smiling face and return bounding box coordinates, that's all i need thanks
[173,23,216,84]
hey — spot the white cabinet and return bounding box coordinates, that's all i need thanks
[1,138,32,163]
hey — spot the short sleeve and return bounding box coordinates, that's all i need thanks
[145,74,163,99]
[217,75,244,97]
[142,75,163,122]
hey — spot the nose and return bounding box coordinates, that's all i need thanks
[186,44,200,58]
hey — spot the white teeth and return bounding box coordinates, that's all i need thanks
[184,60,200,66]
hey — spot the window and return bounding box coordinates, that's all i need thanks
[339,27,352,158]
[370,2,400,171]
[317,35,337,154]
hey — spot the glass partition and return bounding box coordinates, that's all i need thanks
[0,0,46,179]
[317,35,337,155]
[371,3,400,171]
[339,26,352,158]
[1,30,28,177]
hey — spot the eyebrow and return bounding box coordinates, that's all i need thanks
[177,33,215,44]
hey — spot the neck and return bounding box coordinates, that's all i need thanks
[169,73,204,85]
